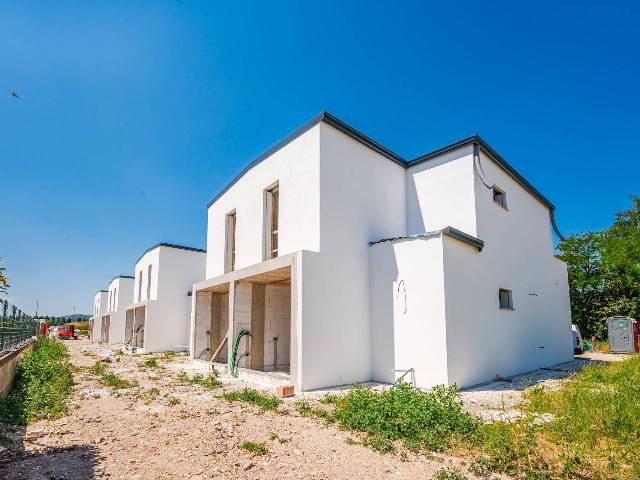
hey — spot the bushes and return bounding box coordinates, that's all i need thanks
[0,336,73,424]
[332,382,478,452]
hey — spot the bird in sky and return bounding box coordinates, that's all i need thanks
[11,91,20,98]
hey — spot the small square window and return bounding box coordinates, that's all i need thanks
[493,186,507,209]
[499,289,514,309]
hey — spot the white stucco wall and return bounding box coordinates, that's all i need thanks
[106,276,134,344]
[206,125,321,278]
[296,123,407,390]
[439,150,573,388]
[369,237,449,388]
[130,246,205,352]
[91,291,108,341]
[406,146,477,236]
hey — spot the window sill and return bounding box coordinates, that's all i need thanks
[493,201,509,211]
[499,307,516,311]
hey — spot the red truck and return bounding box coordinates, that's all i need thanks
[52,325,77,340]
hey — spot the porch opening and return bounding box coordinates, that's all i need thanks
[234,266,291,375]
[132,306,146,348]
[101,315,110,343]
[194,282,230,363]
[124,309,134,345]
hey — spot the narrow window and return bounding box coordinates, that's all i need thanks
[264,183,279,259]
[493,186,507,209]
[147,265,152,300]
[114,287,117,310]
[499,289,514,309]
[138,271,142,302]
[225,211,236,272]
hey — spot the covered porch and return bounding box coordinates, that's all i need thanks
[124,301,148,352]
[191,253,300,387]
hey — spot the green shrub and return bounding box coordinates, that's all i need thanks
[435,468,468,480]
[241,440,269,455]
[89,361,107,376]
[332,382,478,452]
[294,399,334,423]
[0,336,73,424]
[223,388,281,411]
[188,372,223,389]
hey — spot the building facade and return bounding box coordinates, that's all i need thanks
[185,112,572,391]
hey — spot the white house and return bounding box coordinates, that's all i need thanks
[190,111,573,391]
[124,243,206,353]
[90,290,108,342]
[98,275,135,344]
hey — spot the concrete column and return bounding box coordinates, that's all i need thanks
[226,281,236,364]
[250,284,265,370]
[211,293,222,349]
[291,255,301,390]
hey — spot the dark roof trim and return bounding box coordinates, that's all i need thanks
[442,226,484,252]
[135,242,206,265]
[207,111,405,207]
[109,275,135,285]
[96,290,108,295]
[409,135,554,210]
[369,226,484,252]
[207,113,555,212]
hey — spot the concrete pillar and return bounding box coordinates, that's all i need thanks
[250,284,265,370]
[227,281,236,364]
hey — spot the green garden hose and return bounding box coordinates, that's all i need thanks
[229,329,250,377]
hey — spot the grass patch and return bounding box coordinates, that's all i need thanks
[223,388,281,411]
[294,399,334,423]
[332,382,478,452]
[89,361,107,376]
[100,372,138,390]
[167,396,180,406]
[178,371,223,389]
[0,336,74,424]
[435,468,468,480]
[473,355,640,479]
[241,440,269,455]
[139,358,162,369]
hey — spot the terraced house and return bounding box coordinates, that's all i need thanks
[189,112,573,391]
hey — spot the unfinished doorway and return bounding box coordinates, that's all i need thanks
[194,284,230,363]
[124,310,134,346]
[133,306,146,348]
[101,315,111,343]
[232,266,292,375]
[253,283,291,374]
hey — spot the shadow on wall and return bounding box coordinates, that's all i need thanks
[0,444,99,479]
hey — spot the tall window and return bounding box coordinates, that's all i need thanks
[225,211,236,272]
[264,183,279,259]
[493,186,507,209]
[146,265,152,300]
[499,289,514,309]
[113,287,117,310]
[138,271,143,302]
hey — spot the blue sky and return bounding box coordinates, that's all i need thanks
[1,1,638,315]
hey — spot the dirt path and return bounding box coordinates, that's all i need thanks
[1,339,476,480]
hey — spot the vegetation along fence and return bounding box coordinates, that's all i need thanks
[0,299,37,356]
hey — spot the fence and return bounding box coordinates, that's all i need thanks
[0,299,37,356]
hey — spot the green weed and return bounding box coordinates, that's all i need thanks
[223,388,281,411]
[100,373,138,390]
[332,382,478,452]
[241,441,269,455]
[435,468,468,480]
[139,358,162,369]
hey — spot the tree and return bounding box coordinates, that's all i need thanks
[558,196,640,338]
[0,257,9,294]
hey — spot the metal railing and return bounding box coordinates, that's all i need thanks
[0,299,37,356]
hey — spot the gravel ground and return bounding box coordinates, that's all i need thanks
[460,352,627,421]
[0,338,486,480]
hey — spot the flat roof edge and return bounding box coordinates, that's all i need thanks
[370,226,484,252]
[135,242,206,265]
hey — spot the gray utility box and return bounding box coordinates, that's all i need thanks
[607,316,638,353]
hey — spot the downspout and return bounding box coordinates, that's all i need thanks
[473,143,493,190]
[550,209,566,242]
